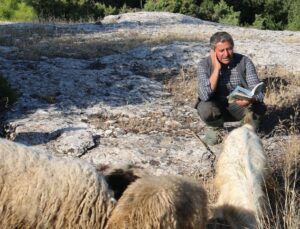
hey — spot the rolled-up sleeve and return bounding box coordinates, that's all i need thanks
[245,57,264,102]
[197,59,214,101]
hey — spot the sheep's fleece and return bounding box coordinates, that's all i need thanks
[0,138,116,228]
[107,175,208,229]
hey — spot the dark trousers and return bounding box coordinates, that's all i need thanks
[196,98,267,127]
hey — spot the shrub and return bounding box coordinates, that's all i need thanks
[287,0,300,31]
[95,2,118,18]
[213,0,240,25]
[199,0,215,21]
[26,0,102,21]
[252,14,265,29]
[0,0,37,21]
[144,0,200,17]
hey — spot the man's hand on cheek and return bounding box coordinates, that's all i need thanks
[210,50,221,71]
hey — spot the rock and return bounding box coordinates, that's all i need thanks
[51,130,96,157]
[0,12,299,179]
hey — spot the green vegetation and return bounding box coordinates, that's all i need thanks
[0,0,299,31]
[0,0,37,21]
[0,74,18,112]
[144,0,201,17]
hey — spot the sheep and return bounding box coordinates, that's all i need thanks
[96,163,149,200]
[107,175,208,229]
[0,138,116,229]
[207,113,267,229]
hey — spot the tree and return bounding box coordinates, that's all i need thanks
[144,0,200,16]
[286,0,300,30]
[0,0,37,21]
[213,0,240,25]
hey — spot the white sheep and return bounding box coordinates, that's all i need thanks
[0,138,116,228]
[207,114,267,229]
[107,175,208,229]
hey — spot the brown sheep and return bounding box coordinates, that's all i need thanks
[107,175,208,229]
[96,163,149,200]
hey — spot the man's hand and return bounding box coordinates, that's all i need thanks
[235,99,252,107]
[210,50,221,71]
[209,50,221,91]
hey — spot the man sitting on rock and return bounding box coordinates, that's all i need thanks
[196,31,266,145]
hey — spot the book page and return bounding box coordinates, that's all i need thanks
[251,82,265,95]
[233,86,253,97]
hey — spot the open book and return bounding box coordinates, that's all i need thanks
[227,82,265,103]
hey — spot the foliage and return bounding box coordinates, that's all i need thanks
[0,0,37,21]
[95,2,118,18]
[0,0,299,31]
[144,0,200,17]
[24,0,100,21]
[100,0,146,8]
[198,0,215,21]
[224,0,264,26]
[252,14,265,29]
[213,0,240,25]
[286,0,300,31]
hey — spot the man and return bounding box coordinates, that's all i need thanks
[196,31,266,145]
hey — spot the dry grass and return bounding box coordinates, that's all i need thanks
[87,109,201,137]
[164,67,198,105]
[0,23,207,59]
[259,66,300,108]
[260,135,300,229]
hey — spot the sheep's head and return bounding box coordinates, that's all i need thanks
[95,164,148,200]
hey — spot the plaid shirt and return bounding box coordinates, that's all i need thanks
[197,53,264,102]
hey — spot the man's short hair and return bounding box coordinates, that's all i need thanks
[210,32,234,50]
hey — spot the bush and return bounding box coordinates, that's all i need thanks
[144,0,200,17]
[199,0,215,21]
[95,2,118,18]
[252,14,265,29]
[213,0,240,25]
[287,0,300,31]
[26,0,103,21]
[0,0,37,21]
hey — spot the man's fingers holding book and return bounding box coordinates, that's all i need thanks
[235,99,252,107]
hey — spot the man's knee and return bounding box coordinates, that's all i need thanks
[197,101,223,126]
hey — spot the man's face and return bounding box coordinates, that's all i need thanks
[214,41,234,65]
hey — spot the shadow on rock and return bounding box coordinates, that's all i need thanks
[11,127,84,146]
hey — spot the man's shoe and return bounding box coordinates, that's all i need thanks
[202,126,220,146]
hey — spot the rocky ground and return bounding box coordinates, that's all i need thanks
[0,12,299,179]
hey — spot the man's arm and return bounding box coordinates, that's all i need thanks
[209,50,221,91]
[197,52,221,101]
